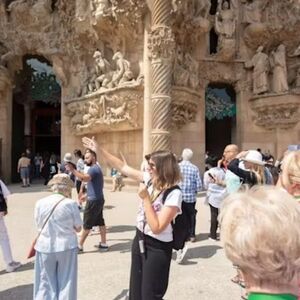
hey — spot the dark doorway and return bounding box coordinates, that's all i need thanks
[11,56,61,182]
[209,28,219,54]
[205,83,236,160]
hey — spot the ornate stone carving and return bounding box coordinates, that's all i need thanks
[214,1,236,60]
[148,26,175,61]
[245,46,270,95]
[65,85,142,135]
[83,50,135,95]
[171,86,200,129]
[250,93,300,130]
[173,49,199,89]
[215,1,236,39]
[270,44,288,94]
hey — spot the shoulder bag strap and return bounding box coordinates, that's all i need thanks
[37,197,65,239]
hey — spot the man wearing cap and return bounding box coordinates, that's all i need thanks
[66,149,108,252]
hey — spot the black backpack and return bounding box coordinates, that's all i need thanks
[162,185,190,250]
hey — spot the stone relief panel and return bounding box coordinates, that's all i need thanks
[65,85,143,135]
[250,94,300,130]
[242,0,300,50]
[171,87,200,129]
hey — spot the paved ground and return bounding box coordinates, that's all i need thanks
[0,182,241,300]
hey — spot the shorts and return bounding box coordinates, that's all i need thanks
[83,200,105,230]
[20,167,29,179]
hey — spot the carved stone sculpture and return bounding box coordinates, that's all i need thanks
[91,0,110,20]
[245,46,270,94]
[270,44,288,94]
[111,51,134,87]
[93,50,113,90]
[76,0,90,21]
[194,0,211,19]
[242,0,264,24]
[66,89,140,134]
[215,1,236,39]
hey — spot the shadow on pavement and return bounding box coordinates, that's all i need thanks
[79,239,133,255]
[107,225,136,233]
[0,261,34,275]
[195,233,210,242]
[113,288,129,300]
[0,284,33,300]
[187,245,222,260]
[104,205,115,210]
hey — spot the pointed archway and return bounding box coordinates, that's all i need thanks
[11,55,61,182]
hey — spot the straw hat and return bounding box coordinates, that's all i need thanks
[48,174,74,189]
[242,150,265,166]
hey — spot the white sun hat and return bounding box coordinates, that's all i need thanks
[242,150,265,166]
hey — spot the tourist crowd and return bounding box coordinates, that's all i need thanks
[1,140,299,300]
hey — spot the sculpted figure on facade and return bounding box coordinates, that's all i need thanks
[91,0,110,21]
[245,46,270,94]
[185,53,199,89]
[173,47,189,87]
[92,50,113,90]
[270,44,288,94]
[215,1,236,39]
[242,0,265,24]
[111,51,134,87]
[173,48,199,89]
[76,0,90,21]
[194,0,211,19]
[7,0,30,25]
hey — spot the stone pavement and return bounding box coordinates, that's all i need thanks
[0,182,241,300]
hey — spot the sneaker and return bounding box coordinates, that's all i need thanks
[94,243,109,252]
[6,261,21,272]
[78,246,84,253]
[190,236,196,243]
[176,245,188,264]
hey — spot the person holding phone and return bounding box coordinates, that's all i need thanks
[203,157,226,240]
[81,137,182,300]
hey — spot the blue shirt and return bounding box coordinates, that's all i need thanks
[179,160,202,203]
[87,164,104,202]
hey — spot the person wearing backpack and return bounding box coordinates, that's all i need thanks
[81,137,182,300]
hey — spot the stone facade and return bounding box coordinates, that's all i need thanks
[0,0,300,180]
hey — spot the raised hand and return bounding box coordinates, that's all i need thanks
[82,136,97,152]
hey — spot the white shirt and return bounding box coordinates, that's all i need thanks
[34,194,83,253]
[0,180,10,199]
[136,173,182,242]
[203,168,226,209]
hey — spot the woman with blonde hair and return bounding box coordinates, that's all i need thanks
[277,150,300,200]
[227,150,267,187]
[82,137,182,300]
[220,186,300,299]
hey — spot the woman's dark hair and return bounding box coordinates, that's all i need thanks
[150,150,181,190]
[74,149,83,158]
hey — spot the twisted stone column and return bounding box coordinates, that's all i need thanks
[148,0,175,151]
